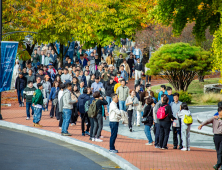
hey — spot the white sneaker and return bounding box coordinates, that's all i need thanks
[181,148,187,151]
[100,136,104,138]
[26,117,30,120]
[145,143,153,146]
[71,123,74,126]
[95,138,103,142]
[92,138,95,141]
[59,127,62,129]
[187,148,190,151]
[134,123,136,126]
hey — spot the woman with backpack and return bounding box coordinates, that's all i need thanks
[158,96,176,149]
[178,102,192,151]
[143,97,155,145]
[126,90,139,132]
[70,85,81,126]
[91,91,108,142]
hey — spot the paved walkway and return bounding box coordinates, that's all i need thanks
[1,79,217,170]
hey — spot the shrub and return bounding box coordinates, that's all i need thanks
[178,91,192,104]
[201,93,222,103]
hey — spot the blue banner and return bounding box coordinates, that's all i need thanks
[0,41,19,92]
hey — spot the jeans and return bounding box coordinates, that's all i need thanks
[93,114,103,138]
[106,96,112,113]
[26,102,34,118]
[144,125,153,143]
[159,121,171,148]
[33,107,42,124]
[182,124,191,148]
[154,123,160,147]
[42,92,49,111]
[214,135,222,167]
[61,109,72,134]
[130,68,133,78]
[109,122,119,150]
[135,55,140,59]
[50,100,56,117]
[59,112,63,127]
[81,113,90,133]
[119,100,126,111]
[146,75,151,83]
[17,89,24,104]
[90,117,95,138]
[128,110,133,129]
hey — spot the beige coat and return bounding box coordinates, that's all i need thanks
[106,57,115,65]
[120,62,130,74]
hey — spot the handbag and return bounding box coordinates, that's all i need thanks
[141,108,152,123]
[137,101,143,112]
[53,98,58,106]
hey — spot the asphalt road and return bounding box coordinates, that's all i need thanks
[0,127,121,170]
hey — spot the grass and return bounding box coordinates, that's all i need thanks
[151,78,220,106]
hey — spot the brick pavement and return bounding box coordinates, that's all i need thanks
[1,78,217,170]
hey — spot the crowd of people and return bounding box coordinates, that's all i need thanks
[13,42,192,154]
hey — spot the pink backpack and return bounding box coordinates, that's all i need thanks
[157,105,168,119]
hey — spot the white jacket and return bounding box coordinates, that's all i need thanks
[109,101,121,122]
[178,110,191,125]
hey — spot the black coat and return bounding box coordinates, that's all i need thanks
[105,82,115,96]
[159,104,176,122]
[143,105,153,127]
[15,76,27,90]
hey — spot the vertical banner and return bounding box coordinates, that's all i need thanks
[0,41,19,92]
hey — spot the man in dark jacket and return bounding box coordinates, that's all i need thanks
[26,69,35,83]
[23,81,36,120]
[127,54,134,79]
[77,88,90,136]
[105,78,115,114]
[15,72,27,107]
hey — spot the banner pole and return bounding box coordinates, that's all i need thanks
[0,0,2,118]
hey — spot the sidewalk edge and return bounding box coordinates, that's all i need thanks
[0,120,139,170]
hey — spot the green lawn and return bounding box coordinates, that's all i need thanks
[151,78,220,106]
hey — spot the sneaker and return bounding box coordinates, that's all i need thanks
[62,133,72,136]
[26,117,30,120]
[71,123,74,126]
[162,147,168,150]
[92,138,95,141]
[85,131,90,136]
[187,148,190,151]
[50,116,53,118]
[155,146,160,149]
[134,123,136,126]
[137,124,140,127]
[89,137,92,141]
[145,143,153,146]
[109,150,118,153]
[59,127,62,129]
[179,146,183,149]
[95,138,103,142]
[100,136,104,138]
[19,104,22,107]
[173,146,177,149]
[213,165,219,170]
[34,123,42,127]
[82,132,85,136]
[22,103,24,107]
[46,109,48,111]
[181,148,187,151]
[129,128,132,132]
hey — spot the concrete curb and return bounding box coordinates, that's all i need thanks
[0,120,139,170]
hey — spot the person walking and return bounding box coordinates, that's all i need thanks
[178,102,192,151]
[134,58,144,84]
[49,81,60,118]
[92,91,108,142]
[59,82,78,136]
[116,79,129,111]
[125,90,139,132]
[15,72,27,107]
[32,83,44,127]
[42,75,51,111]
[70,85,81,126]
[58,83,65,129]
[198,107,222,170]
[23,81,36,120]
[170,93,182,149]
[109,93,121,153]
[159,96,176,150]
[143,97,155,145]
[77,88,91,136]
[105,78,115,114]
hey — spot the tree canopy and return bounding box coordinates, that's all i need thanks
[146,43,213,91]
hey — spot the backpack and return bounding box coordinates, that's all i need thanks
[184,115,193,124]
[88,99,99,118]
[157,105,168,119]
[84,100,90,112]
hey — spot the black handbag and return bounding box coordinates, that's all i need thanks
[141,108,152,123]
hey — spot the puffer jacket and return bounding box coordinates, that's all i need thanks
[105,81,115,96]
[77,93,90,114]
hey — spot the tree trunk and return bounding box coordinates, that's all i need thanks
[198,75,205,82]
[60,44,63,67]
[98,44,102,59]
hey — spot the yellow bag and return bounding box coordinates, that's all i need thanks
[184,115,193,124]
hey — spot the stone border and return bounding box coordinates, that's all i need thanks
[0,120,139,170]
